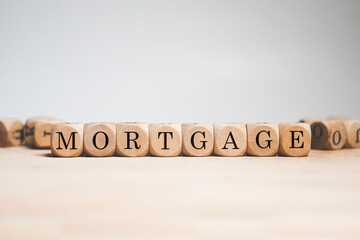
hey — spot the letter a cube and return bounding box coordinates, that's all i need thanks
[214,123,247,156]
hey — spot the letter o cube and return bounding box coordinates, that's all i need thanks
[51,123,84,157]
[182,123,214,156]
[149,123,182,157]
[311,120,346,150]
[279,123,311,157]
[84,123,116,157]
[246,123,279,156]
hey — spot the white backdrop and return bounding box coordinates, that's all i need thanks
[0,0,359,123]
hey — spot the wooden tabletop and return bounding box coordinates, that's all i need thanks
[1,146,360,239]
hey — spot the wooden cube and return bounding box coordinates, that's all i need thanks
[51,123,84,157]
[278,123,311,157]
[343,120,360,148]
[24,117,54,147]
[326,118,359,149]
[34,119,64,148]
[0,119,24,147]
[84,123,116,157]
[311,120,346,150]
[213,123,247,157]
[116,123,149,157]
[149,123,182,157]
[246,123,279,156]
[182,123,214,156]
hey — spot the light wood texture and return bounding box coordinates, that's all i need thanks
[149,123,182,157]
[0,118,23,147]
[34,119,65,149]
[338,120,360,148]
[299,118,321,125]
[279,123,311,157]
[51,123,84,157]
[1,146,360,240]
[116,123,149,157]
[311,120,346,150]
[84,123,116,157]
[182,123,214,156]
[24,117,54,147]
[246,123,279,156]
[213,123,247,156]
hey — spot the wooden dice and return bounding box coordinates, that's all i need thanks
[279,123,311,157]
[328,119,360,149]
[246,123,279,156]
[343,120,360,148]
[0,119,24,147]
[214,123,247,156]
[34,119,64,148]
[116,123,149,157]
[84,123,116,157]
[182,123,214,156]
[24,117,54,147]
[51,123,84,157]
[24,118,38,147]
[149,123,182,157]
[311,120,346,150]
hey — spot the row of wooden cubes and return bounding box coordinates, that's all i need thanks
[0,119,311,157]
[2,118,359,157]
[53,122,314,157]
[51,122,314,157]
[300,118,360,150]
[0,118,64,148]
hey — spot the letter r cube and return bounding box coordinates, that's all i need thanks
[116,123,149,157]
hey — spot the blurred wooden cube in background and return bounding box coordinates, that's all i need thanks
[0,118,23,147]
[311,120,346,150]
[34,119,65,148]
[24,117,54,147]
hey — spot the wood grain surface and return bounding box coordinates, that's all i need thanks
[1,147,360,240]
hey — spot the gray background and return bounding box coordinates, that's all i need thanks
[0,0,359,123]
